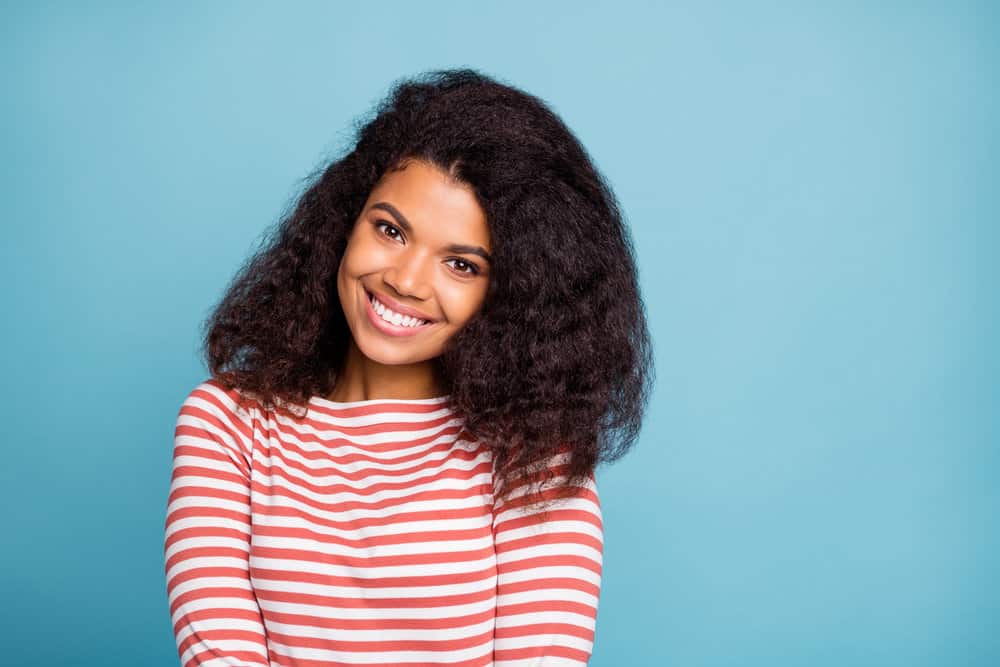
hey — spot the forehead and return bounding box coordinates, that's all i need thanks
[366,160,491,247]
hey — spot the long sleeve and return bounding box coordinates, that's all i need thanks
[491,451,604,666]
[163,380,270,667]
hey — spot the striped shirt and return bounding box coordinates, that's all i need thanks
[164,379,604,666]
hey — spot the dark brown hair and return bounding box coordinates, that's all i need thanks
[202,68,654,512]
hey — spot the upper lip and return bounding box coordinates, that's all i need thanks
[366,288,436,322]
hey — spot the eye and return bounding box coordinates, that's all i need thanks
[374,220,403,241]
[446,258,481,276]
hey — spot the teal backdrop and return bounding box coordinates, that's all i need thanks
[2,2,995,665]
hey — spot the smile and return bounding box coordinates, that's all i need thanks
[364,289,435,337]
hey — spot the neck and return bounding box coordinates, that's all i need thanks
[326,337,447,402]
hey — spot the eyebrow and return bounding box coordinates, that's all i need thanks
[370,201,493,264]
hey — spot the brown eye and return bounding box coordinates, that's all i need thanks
[446,258,480,276]
[374,221,402,241]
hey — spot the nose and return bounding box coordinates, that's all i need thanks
[383,247,433,300]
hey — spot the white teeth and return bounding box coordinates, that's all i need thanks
[370,293,428,328]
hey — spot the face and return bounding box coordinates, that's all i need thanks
[336,158,492,367]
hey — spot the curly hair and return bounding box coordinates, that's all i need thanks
[202,67,654,513]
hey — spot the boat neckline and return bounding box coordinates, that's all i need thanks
[307,393,453,409]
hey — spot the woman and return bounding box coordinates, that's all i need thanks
[165,68,652,666]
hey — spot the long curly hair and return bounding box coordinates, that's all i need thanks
[202,67,654,513]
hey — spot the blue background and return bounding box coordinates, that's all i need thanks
[2,2,996,665]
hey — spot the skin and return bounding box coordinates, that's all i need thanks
[329,158,492,402]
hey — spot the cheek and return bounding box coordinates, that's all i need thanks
[342,234,388,275]
[336,247,351,290]
[441,283,489,325]
[338,235,372,280]
[336,238,363,298]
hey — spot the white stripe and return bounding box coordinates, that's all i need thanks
[264,637,492,665]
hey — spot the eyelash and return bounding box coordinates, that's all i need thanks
[373,220,481,276]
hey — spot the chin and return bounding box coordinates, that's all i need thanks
[353,332,440,366]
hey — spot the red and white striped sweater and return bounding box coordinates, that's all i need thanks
[164,379,603,666]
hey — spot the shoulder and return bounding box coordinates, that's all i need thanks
[178,377,255,410]
[172,378,260,477]
[175,378,260,443]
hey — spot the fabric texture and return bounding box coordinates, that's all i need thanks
[164,378,604,666]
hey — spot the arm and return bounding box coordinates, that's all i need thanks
[164,380,270,667]
[491,452,604,666]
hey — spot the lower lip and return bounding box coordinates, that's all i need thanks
[364,290,435,338]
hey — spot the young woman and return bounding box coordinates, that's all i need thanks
[164,68,653,667]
